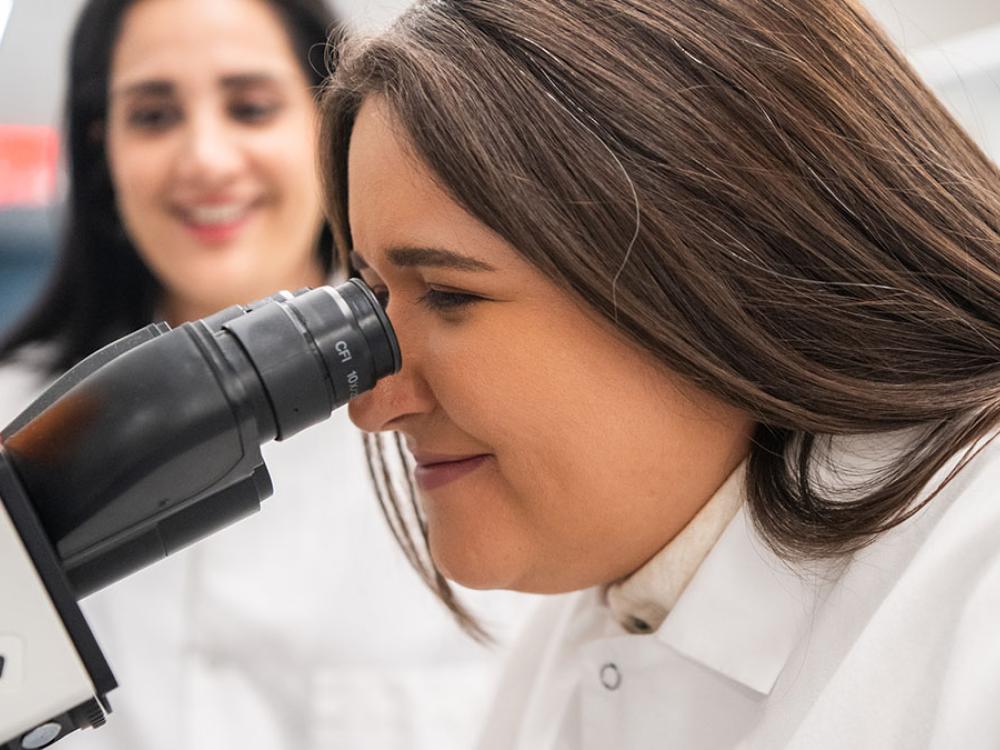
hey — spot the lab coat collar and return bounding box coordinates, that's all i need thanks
[655,504,829,695]
[606,461,746,633]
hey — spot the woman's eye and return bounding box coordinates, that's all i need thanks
[127,106,180,131]
[229,100,281,124]
[418,289,482,312]
[372,287,390,309]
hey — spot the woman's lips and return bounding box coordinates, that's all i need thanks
[413,454,491,491]
[183,217,249,244]
[175,202,257,245]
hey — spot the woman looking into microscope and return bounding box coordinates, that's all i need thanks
[321,1,1000,747]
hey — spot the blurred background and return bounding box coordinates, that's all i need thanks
[1,0,998,336]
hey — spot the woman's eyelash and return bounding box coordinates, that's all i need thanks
[363,281,483,313]
[128,106,180,130]
[417,289,482,312]
[230,101,281,123]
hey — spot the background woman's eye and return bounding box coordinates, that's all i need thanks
[128,105,180,131]
[229,100,281,124]
[418,289,482,312]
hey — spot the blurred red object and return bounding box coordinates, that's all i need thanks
[0,125,59,207]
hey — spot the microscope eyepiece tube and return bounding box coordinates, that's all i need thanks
[221,279,401,440]
[0,279,400,597]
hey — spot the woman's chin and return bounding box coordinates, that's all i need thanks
[433,556,506,592]
[429,537,522,592]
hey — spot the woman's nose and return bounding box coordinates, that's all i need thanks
[174,113,243,185]
[348,316,434,433]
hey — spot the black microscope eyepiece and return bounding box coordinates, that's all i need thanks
[0,279,400,597]
[217,278,401,441]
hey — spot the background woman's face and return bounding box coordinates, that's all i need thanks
[347,97,754,594]
[106,0,325,321]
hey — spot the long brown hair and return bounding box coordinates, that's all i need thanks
[320,0,1000,636]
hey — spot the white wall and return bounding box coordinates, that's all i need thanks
[928,68,1000,162]
[333,0,410,31]
[0,0,83,125]
[865,0,1000,49]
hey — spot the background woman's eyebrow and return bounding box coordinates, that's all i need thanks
[220,73,285,90]
[113,80,174,99]
[386,246,496,271]
[113,74,285,100]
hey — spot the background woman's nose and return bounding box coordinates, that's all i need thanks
[175,114,243,184]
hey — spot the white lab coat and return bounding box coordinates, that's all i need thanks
[0,350,532,750]
[477,429,1000,750]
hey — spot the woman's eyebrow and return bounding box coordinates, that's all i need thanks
[388,246,497,271]
[219,73,285,91]
[352,247,497,272]
[112,80,174,99]
[112,73,286,100]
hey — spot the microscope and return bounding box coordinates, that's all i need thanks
[0,279,399,749]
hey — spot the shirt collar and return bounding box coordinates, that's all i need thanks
[642,431,932,695]
[606,458,829,696]
[605,461,746,634]
[654,503,830,695]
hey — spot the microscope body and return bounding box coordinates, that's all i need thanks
[0,454,114,749]
[0,281,398,749]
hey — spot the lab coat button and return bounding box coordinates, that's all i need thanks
[600,662,621,690]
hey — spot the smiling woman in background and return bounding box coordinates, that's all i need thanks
[320,0,1000,747]
[0,0,526,748]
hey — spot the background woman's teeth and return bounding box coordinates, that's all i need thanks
[191,205,246,224]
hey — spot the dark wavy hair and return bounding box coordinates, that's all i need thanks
[320,0,1000,638]
[0,0,340,373]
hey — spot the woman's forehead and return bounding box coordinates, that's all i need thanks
[347,100,533,276]
[110,0,301,87]
[347,99,453,248]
